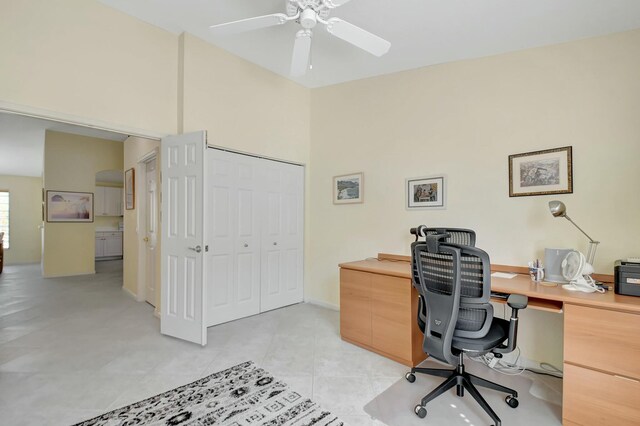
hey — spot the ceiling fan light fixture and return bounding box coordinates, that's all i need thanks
[211,0,390,76]
[300,8,318,29]
[291,29,313,77]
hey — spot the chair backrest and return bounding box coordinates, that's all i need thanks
[424,227,476,246]
[411,232,493,365]
[411,227,476,294]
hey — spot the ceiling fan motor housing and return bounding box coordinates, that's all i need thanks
[288,0,331,18]
[300,8,318,29]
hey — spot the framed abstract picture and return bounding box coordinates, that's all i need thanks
[509,146,573,197]
[333,173,363,204]
[407,176,446,209]
[46,191,94,222]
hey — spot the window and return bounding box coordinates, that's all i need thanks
[0,191,8,249]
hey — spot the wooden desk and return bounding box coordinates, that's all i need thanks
[339,255,640,426]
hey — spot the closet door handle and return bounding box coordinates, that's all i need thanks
[273,242,277,246]
[244,243,248,248]
[188,245,202,253]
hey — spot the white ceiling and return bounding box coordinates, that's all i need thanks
[0,113,126,177]
[97,0,640,88]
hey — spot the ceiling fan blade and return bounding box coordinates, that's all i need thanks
[210,13,289,36]
[325,18,390,57]
[323,0,354,8]
[290,30,312,77]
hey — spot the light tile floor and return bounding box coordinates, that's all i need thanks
[0,261,560,426]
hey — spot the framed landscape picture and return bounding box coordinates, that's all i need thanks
[46,190,94,222]
[333,173,363,204]
[407,176,446,209]
[509,146,573,197]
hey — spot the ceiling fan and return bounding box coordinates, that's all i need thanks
[209,0,391,76]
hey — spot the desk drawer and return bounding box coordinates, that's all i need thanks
[371,274,412,362]
[563,363,640,426]
[564,304,640,379]
[340,269,372,345]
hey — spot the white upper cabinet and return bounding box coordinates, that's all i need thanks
[95,186,123,216]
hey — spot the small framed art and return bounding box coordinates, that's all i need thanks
[509,146,573,197]
[407,176,446,209]
[46,191,94,222]
[333,173,363,204]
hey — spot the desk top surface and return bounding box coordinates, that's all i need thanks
[339,258,640,314]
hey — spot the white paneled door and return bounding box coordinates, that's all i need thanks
[206,150,261,326]
[260,160,304,312]
[207,149,304,325]
[145,158,158,307]
[160,131,207,346]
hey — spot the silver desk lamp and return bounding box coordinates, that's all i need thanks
[548,200,600,266]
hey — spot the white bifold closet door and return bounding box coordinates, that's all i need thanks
[260,160,304,312]
[207,149,304,327]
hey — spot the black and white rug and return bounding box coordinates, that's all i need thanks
[75,361,344,426]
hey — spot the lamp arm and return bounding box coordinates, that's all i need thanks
[586,241,599,267]
[563,215,598,243]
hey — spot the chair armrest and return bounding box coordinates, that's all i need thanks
[507,294,528,310]
[493,294,528,354]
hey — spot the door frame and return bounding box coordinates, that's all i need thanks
[0,101,163,140]
[0,101,163,278]
[136,148,160,311]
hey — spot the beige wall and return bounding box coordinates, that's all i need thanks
[181,33,311,164]
[0,175,42,264]
[43,131,123,277]
[180,33,312,304]
[123,136,160,306]
[0,0,178,135]
[309,29,640,366]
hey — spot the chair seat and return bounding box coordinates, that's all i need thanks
[452,318,509,352]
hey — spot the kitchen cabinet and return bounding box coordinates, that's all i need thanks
[95,231,123,259]
[95,187,123,217]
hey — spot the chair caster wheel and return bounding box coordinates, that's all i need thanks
[505,395,519,408]
[405,372,416,383]
[414,405,427,418]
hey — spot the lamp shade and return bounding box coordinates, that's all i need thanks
[549,200,566,218]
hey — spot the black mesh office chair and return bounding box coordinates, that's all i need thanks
[406,230,528,426]
[409,227,477,331]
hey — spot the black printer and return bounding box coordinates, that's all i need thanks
[614,259,640,297]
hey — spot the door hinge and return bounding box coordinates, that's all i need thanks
[205,245,209,252]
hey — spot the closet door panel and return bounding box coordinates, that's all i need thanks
[234,159,261,314]
[207,153,260,326]
[284,249,298,291]
[260,162,304,312]
[209,255,231,307]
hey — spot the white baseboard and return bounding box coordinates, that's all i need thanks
[122,286,141,301]
[43,270,95,278]
[305,298,339,311]
[3,261,41,266]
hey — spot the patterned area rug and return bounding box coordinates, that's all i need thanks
[75,361,343,426]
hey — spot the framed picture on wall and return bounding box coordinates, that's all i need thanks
[125,168,135,210]
[333,172,363,204]
[46,191,94,222]
[407,176,446,209]
[509,146,573,197]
